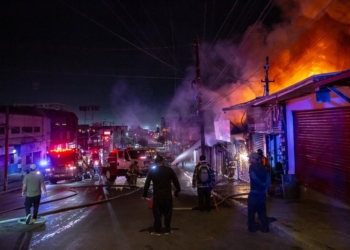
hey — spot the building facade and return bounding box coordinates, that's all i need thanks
[0,105,78,176]
[223,70,350,206]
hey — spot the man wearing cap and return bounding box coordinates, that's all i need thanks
[22,164,47,224]
[143,154,181,236]
[247,152,271,233]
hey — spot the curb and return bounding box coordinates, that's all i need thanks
[213,192,319,250]
[0,187,22,196]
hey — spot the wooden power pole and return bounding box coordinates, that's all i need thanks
[3,106,9,191]
[261,56,274,96]
[192,36,206,156]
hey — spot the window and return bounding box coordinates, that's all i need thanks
[0,127,4,134]
[34,127,40,133]
[22,127,33,133]
[11,127,20,134]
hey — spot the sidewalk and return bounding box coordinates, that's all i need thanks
[213,178,350,250]
[0,173,24,183]
[0,173,24,194]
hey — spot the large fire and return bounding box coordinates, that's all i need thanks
[270,0,350,92]
[205,0,350,122]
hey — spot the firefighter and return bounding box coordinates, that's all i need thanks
[127,160,139,187]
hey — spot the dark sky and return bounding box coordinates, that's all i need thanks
[0,0,282,128]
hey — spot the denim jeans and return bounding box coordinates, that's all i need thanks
[247,193,268,231]
[24,195,41,219]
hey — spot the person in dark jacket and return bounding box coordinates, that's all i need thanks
[192,155,216,212]
[143,154,181,236]
[247,152,271,233]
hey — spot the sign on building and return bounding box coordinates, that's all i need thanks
[247,105,283,134]
[214,120,231,142]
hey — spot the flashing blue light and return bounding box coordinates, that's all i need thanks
[39,160,48,166]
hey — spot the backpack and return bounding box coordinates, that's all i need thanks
[197,163,211,184]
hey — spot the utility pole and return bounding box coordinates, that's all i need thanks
[3,106,9,192]
[261,56,274,96]
[193,36,206,156]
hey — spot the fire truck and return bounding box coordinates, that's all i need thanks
[103,148,155,182]
[45,148,83,184]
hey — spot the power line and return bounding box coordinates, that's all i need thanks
[0,69,183,80]
[0,43,192,52]
[201,0,273,107]
[58,0,183,75]
[201,0,337,110]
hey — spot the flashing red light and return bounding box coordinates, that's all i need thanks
[50,148,74,153]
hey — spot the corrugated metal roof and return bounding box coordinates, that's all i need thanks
[222,70,350,110]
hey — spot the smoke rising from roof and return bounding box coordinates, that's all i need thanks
[167,0,350,130]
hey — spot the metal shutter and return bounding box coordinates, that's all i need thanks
[293,107,350,204]
[252,133,264,153]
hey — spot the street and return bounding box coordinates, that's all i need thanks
[0,167,301,250]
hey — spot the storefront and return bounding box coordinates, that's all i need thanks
[293,107,350,204]
[246,105,287,179]
[223,70,350,205]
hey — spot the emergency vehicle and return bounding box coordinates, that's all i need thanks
[44,148,83,184]
[103,148,155,182]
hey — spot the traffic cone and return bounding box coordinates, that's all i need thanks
[148,197,153,209]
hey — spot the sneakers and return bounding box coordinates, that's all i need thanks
[150,231,161,236]
[164,230,172,235]
[25,214,32,225]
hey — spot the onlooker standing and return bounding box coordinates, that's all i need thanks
[247,152,271,233]
[192,155,216,212]
[143,155,181,236]
[22,164,47,224]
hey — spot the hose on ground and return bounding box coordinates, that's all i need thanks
[0,184,141,224]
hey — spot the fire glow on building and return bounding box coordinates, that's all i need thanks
[206,0,350,123]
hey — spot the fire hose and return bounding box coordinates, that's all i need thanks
[0,178,250,225]
[0,184,141,225]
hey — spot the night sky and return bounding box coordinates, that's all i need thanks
[3,1,340,129]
